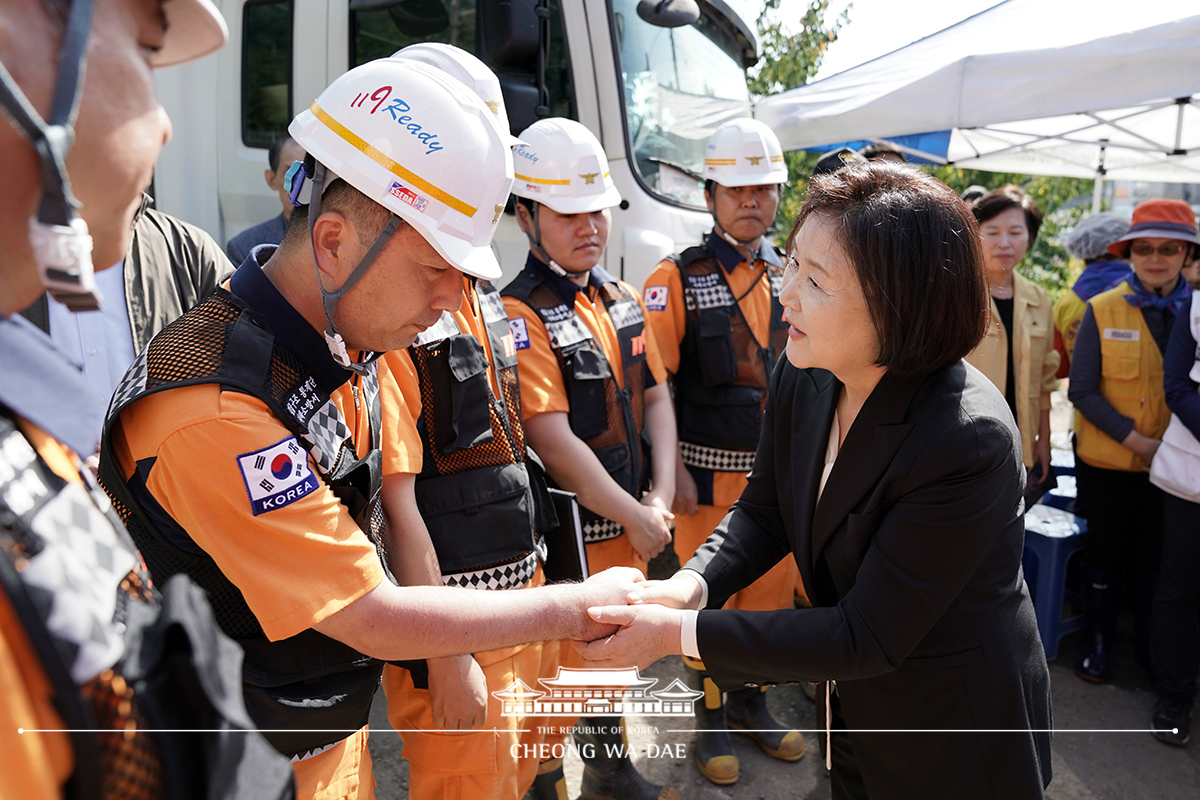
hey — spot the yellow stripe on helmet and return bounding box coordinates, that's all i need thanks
[515,172,572,185]
[311,102,477,218]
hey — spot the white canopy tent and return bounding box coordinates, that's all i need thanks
[755,0,1200,208]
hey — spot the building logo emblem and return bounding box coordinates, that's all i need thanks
[493,667,703,717]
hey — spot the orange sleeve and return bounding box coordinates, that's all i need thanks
[112,386,384,642]
[378,350,424,477]
[618,280,668,385]
[502,296,570,419]
[0,594,73,800]
[641,260,686,376]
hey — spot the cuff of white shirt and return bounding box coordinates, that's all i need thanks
[676,568,709,609]
[680,609,701,659]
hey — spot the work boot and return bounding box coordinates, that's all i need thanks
[524,756,567,800]
[684,657,738,785]
[576,717,680,800]
[725,686,806,762]
[1075,564,1116,683]
[1151,693,1194,747]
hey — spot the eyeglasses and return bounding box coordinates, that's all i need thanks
[1130,241,1186,257]
[784,254,799,276]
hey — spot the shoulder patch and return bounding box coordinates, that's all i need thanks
[509,317,531,350]
[644,285,669,311]
[237,436,320,515]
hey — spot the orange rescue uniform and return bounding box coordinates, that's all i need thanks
[109,352,409,800]
[1,420,79,800]
[643,246,798,613]
[379,277,558,800]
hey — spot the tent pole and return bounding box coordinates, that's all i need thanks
[1092,140,1108,213]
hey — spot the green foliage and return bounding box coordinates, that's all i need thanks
[749,1,848,248]
[930,168,1095,299]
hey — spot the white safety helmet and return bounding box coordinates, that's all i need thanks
[389,42,520,147]
[703,118,787,188]
[510,118,622,215]
[287,58,513,370]
[289,58,513,280]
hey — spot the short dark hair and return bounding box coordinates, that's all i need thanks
[859,141,906,162]
[972,184,1043,243]
[786,162,988,378]
[283,168,397,247]
[268,136,298,175]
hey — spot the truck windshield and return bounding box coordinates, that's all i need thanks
[611,0,752,208]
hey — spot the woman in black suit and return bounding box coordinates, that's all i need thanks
[579,163,1052,799]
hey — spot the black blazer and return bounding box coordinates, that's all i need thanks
[689,360,1052,799]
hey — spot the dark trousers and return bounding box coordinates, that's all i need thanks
[1151,492,1200,698]
[828,691,870,800]
[1074,458,1164,576]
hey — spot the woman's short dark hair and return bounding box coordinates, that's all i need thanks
[972,184,1044,243]
[786,163,987,378]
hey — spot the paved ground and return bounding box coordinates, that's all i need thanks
[367,391,1200,797]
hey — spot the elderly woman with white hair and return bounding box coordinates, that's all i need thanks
[1053,213,1132,374]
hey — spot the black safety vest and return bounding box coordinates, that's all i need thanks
[673,244,787,457]
[98,289,389,760]
[503,269,649,543]
[407,280,539,588]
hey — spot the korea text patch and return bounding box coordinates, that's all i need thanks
[644,285,669,311]
[509,317,531,350]
[237,437,320,516]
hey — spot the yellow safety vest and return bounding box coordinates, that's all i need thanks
[1075,281,1170,472]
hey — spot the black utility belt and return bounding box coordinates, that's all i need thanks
[680,441,756,473]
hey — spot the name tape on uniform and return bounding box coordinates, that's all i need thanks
[237,436,320,516]
[644,285,668,311]
[1102,327,1140,342]
[509,317,531,350]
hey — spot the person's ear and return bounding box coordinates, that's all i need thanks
[265,168,279,191]
[515,203,532,235]
[309,211,354,285]
[704,187,715,216]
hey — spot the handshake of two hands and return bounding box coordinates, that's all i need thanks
[568,567,704,670]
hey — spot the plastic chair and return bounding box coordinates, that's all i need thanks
[1023,504,1088,660]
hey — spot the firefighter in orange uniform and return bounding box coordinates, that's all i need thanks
[502,118,680,800]
[641,119,805,785]
[370,42,563,800]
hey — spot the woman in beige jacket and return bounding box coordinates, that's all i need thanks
[966,186,1060,497]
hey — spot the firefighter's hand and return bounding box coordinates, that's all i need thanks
[573,603,683,670]
[672,463,699,517]
[625,504,673,563]
[573,567,647,642]
[428,654,488,730]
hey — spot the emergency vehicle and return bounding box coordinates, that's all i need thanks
[151,0,761,286]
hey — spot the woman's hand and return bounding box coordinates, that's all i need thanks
[1121,430,1162,470]
[628,572,704,610]
[573,603,685,670]
[1031,436,1053,488]
[427,654,488,730]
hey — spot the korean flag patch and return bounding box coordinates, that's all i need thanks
[509,317,531,350]
[644,285,669,311]
[237,437,320,516]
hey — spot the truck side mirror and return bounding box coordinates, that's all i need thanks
[636,0,700,28]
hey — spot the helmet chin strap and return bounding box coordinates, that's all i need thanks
[522,203,571,278]
[714,220,761,253]
[305,160,402,375]
[0,0,102,312]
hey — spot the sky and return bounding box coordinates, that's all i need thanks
[784,0,1005,81]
